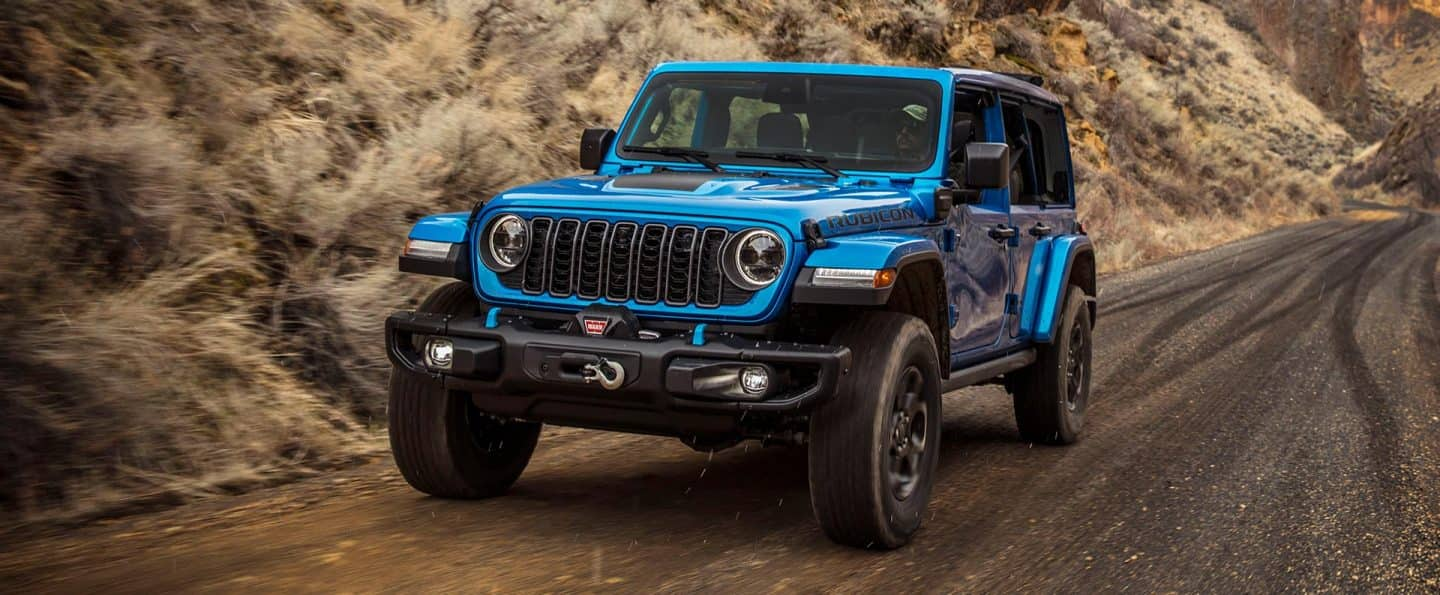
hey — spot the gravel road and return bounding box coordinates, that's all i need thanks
[3,206,1437,592]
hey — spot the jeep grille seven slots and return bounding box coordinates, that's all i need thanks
[386,62,1096,549]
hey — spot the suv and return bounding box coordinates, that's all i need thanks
[385,62,1096,549]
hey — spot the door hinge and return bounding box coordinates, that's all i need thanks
[943,228,957,252]
[1004,293,1020,314]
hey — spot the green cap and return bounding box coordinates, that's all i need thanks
[902,104,928,122]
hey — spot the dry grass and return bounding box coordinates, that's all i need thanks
[1,0,766,521]
[0,0,1366,521]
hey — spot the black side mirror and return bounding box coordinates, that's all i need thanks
[580,128,616,170]
[963,142,1011,190]
[933,187,954,220]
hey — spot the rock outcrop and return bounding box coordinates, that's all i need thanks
[1339,88,1440,207]
[1237,0,1382,139]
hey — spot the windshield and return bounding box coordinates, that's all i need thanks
[617,72,943,174]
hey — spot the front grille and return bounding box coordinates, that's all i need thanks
[499,217,755,308]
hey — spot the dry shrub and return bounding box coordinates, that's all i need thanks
[2,252,373,518]
[1101,4,1170,63]
[994,19,1057,68]
[0,0,774,519]
[864,2,952,62]
[765,0,864,62]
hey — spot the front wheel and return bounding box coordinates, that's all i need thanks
[388,282,541,498]
[808,312,942,549]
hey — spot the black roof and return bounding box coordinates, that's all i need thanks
[945,68,1061,105]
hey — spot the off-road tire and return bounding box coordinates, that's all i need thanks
[1010,285,1092,445]
[389,282,541,498]
[808,312,942,549]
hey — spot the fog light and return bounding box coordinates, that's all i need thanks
[424,338,454,370]
[739,366,770,394]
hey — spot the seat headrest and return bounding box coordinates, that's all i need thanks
[858,122,898,156]
[952,119,975,146]
[808,116,851,153]
[757,113,804,150]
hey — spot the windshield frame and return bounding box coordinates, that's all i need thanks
[613,70,949,177]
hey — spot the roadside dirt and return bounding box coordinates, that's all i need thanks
[2,206,1437,592]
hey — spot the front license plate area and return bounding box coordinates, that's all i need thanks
[521,343,641,389]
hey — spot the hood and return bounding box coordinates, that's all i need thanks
[487,171,932,238]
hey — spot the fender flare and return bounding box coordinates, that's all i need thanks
[400,212,473,280]
[1019,234,1095,343]
[791,233,942,306]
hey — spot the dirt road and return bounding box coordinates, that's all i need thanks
[3,207,1437,592]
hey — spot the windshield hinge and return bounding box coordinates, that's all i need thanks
[888,177,915,187]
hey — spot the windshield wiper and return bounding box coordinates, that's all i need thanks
[622,145,726,173]
[733,151,844,179]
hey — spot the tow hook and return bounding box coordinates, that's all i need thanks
[581,358,625,390]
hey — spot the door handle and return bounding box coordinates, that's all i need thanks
[988,224,1017,242]
[1029,222,1053,237]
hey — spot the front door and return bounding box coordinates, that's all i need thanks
[946,93,1014,359]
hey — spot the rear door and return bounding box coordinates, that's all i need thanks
[1002,99,1075,339]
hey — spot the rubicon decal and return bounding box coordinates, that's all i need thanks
[583,318,609,336]
[822,206,920,233]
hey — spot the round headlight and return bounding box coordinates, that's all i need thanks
[483,214,529,272]
[724,229,786,290]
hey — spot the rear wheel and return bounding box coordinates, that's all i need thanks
[389,282,541,498]
[808,312,942,549]
[1009,285,1092,445]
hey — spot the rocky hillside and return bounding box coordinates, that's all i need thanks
[0,0,1391,521]
[1339,88,1440,207]
[1218,0,1382,138]
[1362,0,1440,107]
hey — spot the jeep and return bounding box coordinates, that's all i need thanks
[385,62,1096,549]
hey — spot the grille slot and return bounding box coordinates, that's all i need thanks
[548,219,581,296]
[500,216,757,308]
[520,217,554,294]
[634,224,667,304]
[577,221,608,299]
[696,228,728,307]
[664,226,699,305]
[605,223,638,302]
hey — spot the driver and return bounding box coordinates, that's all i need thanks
[896,104,929,160]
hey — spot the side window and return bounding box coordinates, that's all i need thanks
[947,99,985,182]
[1001,102,1041,205]
[1024,115,1049,196]
[1027,105,1072,205]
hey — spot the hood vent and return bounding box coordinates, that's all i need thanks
[609,172,730,192]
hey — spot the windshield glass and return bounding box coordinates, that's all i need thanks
[617,72,943,174]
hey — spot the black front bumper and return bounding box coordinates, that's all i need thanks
[385,310,851,438]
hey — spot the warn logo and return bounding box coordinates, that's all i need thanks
[583,318,609,336]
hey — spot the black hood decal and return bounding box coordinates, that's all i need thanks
[609,172,731,192]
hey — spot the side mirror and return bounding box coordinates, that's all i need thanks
[933,187,954,220]
[579,128,616,170]
[963,142,1011,190]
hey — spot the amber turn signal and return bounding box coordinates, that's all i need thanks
[873,268,897,288]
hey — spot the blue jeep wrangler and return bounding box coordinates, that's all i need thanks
[386,62,1096,549]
